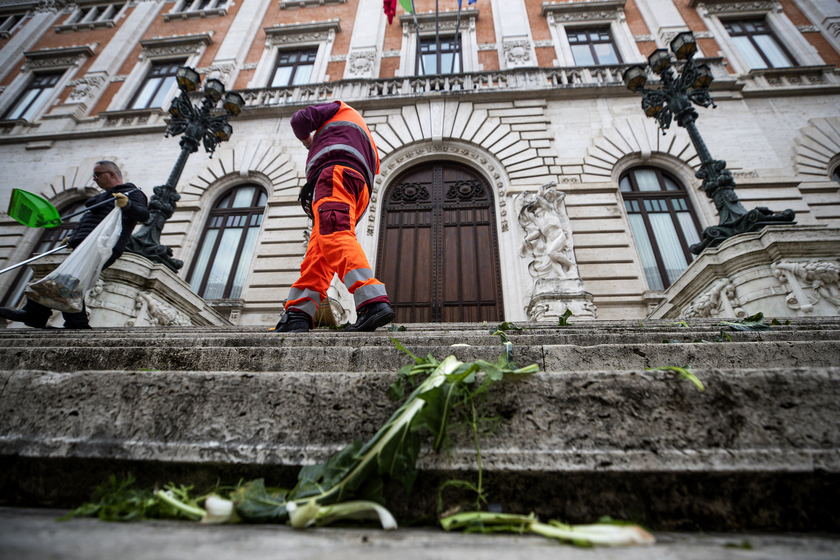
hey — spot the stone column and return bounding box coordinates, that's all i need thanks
[208,0,273,88]
[634,0,692,48]
[342,0,386,79]
[490,0,536,69]
[0,9,62,84]
[46,0,161,122]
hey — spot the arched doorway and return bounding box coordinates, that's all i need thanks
[377,162,504,323]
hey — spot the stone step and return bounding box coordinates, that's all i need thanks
[1,365,838,531]
[2,325,840,349]
[0,338,837,373]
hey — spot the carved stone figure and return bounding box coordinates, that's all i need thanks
[516,182,577,279]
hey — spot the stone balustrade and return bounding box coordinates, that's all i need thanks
[741,65,840,91]
[237,59,735,109]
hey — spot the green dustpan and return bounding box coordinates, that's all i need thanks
[7,189,62,228]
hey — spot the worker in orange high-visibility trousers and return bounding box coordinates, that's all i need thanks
[275,101,395,333]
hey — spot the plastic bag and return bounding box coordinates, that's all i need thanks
[25,207,122,313]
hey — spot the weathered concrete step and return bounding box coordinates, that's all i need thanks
[1,326,839,349]
[0,339,837,373]
[1,366,838,530]
[3,317,840,339]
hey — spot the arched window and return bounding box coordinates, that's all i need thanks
[187,184,267,299]
[619,167,702,290]
[1,201,85,308]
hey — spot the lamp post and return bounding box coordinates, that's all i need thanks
[623,33,794,254]
[125,67,245,271]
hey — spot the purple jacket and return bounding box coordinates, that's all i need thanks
[291,101,378,187]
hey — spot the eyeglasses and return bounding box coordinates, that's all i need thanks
[93,171,111,179]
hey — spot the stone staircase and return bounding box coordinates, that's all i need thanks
[0,318,838,531]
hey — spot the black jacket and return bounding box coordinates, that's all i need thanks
[68,183,150,270]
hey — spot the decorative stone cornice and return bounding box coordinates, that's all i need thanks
[541,0,625,19]
[660,30,713,44]
[264,18,339,46]
[0,0,41,16]
[696,1,781,15]
[139,32,213,60]
[22,44,95,70]
[278,0,345,9]
[31,0,68,13]
[163,5,228,21]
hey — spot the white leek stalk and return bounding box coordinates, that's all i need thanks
[202,495,236,524]
[441,511,655,547]
[287,499,397,530]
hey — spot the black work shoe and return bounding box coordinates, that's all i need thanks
[0,307,46,328]
[274,310,312,333]
[345,302,396,332]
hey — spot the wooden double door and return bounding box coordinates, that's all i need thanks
[376,163,504,323]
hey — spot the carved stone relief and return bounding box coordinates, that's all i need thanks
[136,292,192,326]
[679,277,746,319]
[503,40,532,65]
[772,259,840,314]
[196,62,236,82]
[33,0,69,13]
[67,75,105,101]
[347,50,375,76]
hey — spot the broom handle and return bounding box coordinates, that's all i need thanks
[48,188,140,225]
[0,245,68,276]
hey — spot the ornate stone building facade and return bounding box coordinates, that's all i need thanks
[0,0,838,326]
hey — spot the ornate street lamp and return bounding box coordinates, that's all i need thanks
[126,67,245,271]
[623,32,794,254]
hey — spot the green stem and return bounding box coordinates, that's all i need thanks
[155,490,205,519]
[466,390,485,509]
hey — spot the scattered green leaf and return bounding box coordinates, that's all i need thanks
[388,324,407,332]
[670,321,690,328]
[770,318,791,326]
[647,366,705,391]
[558,309,573,327]
[717,312,770,331]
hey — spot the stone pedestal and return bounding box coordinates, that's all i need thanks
[526,277,597,321]
[28,252,231,328]
[648,225,840,320]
